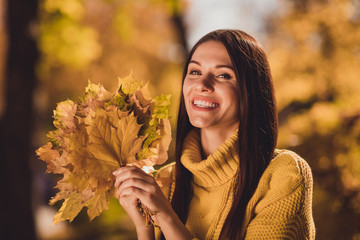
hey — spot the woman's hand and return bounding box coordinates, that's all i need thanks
[113,166,171,225]
[113,166,193,240]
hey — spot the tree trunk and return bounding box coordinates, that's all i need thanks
[0,0,38,239]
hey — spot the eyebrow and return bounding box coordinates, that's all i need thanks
[189,60,234,70]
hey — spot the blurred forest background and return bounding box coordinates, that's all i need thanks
[0,0,359,239]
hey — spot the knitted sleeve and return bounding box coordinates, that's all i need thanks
[244,150,316,240]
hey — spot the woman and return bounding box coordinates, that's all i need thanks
[113,29,315,239]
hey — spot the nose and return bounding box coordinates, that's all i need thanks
[195,73,214,92]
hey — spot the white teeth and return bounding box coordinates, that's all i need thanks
[193,100,218,108]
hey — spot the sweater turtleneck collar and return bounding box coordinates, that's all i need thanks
[181,128,239,188]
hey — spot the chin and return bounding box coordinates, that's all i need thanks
[189,119,213,129]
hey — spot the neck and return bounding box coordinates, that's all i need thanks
[200,123,238,157]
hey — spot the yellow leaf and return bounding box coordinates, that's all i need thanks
[36,142,71,175]
[50,172,90,205]
[53,99,77,130]
[81,187,96,202]
[86,109,122,166]
[85,191,109,221]
[84,80,113,102]
[36,142,60,172]
[118,71,142,95]
[117,113,146,165]
[66,147,116,191]
[53,192,83,224]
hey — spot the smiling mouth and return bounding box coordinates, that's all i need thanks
[192,100,219,109]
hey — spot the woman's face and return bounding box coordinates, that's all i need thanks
[183,41,240,131]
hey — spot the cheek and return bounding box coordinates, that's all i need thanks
[219,85,239,103]
[229,91,240,104]
[222,87,240,114]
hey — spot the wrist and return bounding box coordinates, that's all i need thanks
[136,224,154,240]
[154,209,175,226]
[154,209,193,240]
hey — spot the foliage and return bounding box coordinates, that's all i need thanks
[39,0,102,68]
[266,0,360,238]
[36,73,171,224]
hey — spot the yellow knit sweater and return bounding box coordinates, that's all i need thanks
[155,129,315,239]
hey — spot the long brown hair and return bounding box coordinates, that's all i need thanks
[171,29,278,239]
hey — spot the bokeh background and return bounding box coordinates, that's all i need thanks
[0,0,360,239]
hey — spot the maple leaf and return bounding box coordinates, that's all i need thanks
[77,81,113,118]
[36,73,172,224]
[118,71,142,95]
[36,142,60,172]
[53,192,83,224]
[53,100,77,130]
[85,109,123,167]
[85,191,109,221]
[83,80,113,102]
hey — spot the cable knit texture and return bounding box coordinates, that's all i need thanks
[155,129,315,240]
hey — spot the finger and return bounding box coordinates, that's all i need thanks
[114,170,149,189]
[113,167,155,188]
[118,185,143,199]
[118,192,139,209]
[113,165,146,176]
[113,166,148,185]
[118,177,156,194]
[118,184,164,212]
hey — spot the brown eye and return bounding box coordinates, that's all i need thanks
[218,73,231,79]
[189,70,201,76]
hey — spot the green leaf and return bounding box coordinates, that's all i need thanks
[154,94,171,119]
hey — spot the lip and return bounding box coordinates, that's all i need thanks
[191,96,220,111]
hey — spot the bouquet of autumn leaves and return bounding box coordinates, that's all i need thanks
[36,73,171,225]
